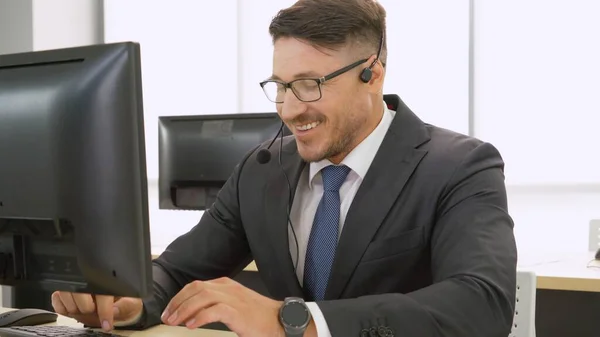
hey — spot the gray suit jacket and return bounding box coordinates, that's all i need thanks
[138,94,517,337]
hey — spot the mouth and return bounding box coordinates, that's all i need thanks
[294,121,321,133]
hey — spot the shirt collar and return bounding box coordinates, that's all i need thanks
[308,102,395,189]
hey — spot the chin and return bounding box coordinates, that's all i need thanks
[297,143,327,163]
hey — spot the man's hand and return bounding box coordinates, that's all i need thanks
[51,291,143,331]
[162,277,312,337]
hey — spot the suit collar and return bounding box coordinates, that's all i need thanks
[263,94,431,299]
[382,94,431,148]
[324,94,431,299]
[307,103,394,189]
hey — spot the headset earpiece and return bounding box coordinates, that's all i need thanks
[360,29,385,84]
[359,67,372,83]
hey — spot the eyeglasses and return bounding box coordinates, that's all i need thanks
[259,58,368,103]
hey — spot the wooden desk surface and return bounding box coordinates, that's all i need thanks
[0,307,235,336]
[518,251,600,292]
[153,244,600,292]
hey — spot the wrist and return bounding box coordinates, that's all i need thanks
[114,309,143,327]
[305,318,317,337]
[276,317,315,337]
[279,297,312,337]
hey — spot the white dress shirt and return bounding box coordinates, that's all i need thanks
[288,103,395,337]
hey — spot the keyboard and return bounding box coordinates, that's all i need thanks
[0,325,124,336]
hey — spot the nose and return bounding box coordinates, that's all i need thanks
[280,89,307,122]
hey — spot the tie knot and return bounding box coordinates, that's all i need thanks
[321,165,351,192]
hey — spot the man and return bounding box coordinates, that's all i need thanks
[52,0,518,336]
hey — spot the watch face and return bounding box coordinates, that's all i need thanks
[282,301,309,328]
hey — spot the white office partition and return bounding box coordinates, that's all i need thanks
[472,0,600,254]
[238,0,471,135]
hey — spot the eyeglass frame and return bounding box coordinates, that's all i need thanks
[259,58,369,103]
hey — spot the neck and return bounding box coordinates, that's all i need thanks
[327,99,385,164]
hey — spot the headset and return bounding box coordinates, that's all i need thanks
[359,30,385,83]
[257,29,386,275]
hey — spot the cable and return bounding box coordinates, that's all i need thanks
[278,131,300,274]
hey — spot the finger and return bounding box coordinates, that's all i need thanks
[95,295,115,331]
[69,313,101,328]
[166,288,232,326]
[186,303,235,330]
[113,297,143,323]
[163,281,208,321]
[58,292,79,315]
[208,277,235,285]
[72,293,96,314]
[51,292,67,315]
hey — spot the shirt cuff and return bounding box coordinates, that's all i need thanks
[305,302,332,337]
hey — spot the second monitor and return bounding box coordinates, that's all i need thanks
[158,113,289,211]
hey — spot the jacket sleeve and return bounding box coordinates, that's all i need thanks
[317,142,518,337]
[132,147,257,329]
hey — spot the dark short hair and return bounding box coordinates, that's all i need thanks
[269,0,387,66]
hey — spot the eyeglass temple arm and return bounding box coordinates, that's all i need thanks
[321,58,369,82]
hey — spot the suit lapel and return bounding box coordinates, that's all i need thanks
[325,95,431,300]
[264,138,306,297]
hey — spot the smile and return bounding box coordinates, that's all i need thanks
[295,121,321,131]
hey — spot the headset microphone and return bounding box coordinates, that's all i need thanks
[256,122,284,164]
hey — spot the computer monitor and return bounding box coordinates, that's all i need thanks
[158,113,289,210]
[0,42,152,298]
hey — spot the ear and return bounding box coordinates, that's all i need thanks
[364,55,385,93]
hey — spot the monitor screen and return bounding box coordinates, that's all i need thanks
[158,113,289,210]
[0,42,152,298]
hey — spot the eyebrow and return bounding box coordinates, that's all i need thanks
[269,70,323,81]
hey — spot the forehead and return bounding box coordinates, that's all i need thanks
[271,37,344,81]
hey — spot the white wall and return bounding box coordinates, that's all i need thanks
[104,0,239,183]
[380,0,470,134]
[473,0,600,186]
[32,0,103,51]
[0,0,102,54]
[104,0,471,248]
[4,0,599,258]
[105,0,600,256]
[239,0,470,134]
[472,0,600,255]
[103,0,239,247]
[508,186,600,255]
[0,0,33,55]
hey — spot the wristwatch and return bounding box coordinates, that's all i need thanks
[279,297,311,337]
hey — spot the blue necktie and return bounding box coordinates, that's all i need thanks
[304,165,351,301]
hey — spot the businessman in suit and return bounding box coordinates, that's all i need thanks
[52,0,517,336]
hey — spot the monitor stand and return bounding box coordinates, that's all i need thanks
[2,284,52,310]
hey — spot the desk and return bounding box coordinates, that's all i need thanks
[518,252,600,337]
[0,307,235,336]
[518,251,600,292]
[152,245,600,291]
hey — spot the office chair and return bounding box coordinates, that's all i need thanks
[509,270,537,337]
[588,219,600,252]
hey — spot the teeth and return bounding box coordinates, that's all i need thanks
[296,121,320,131]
